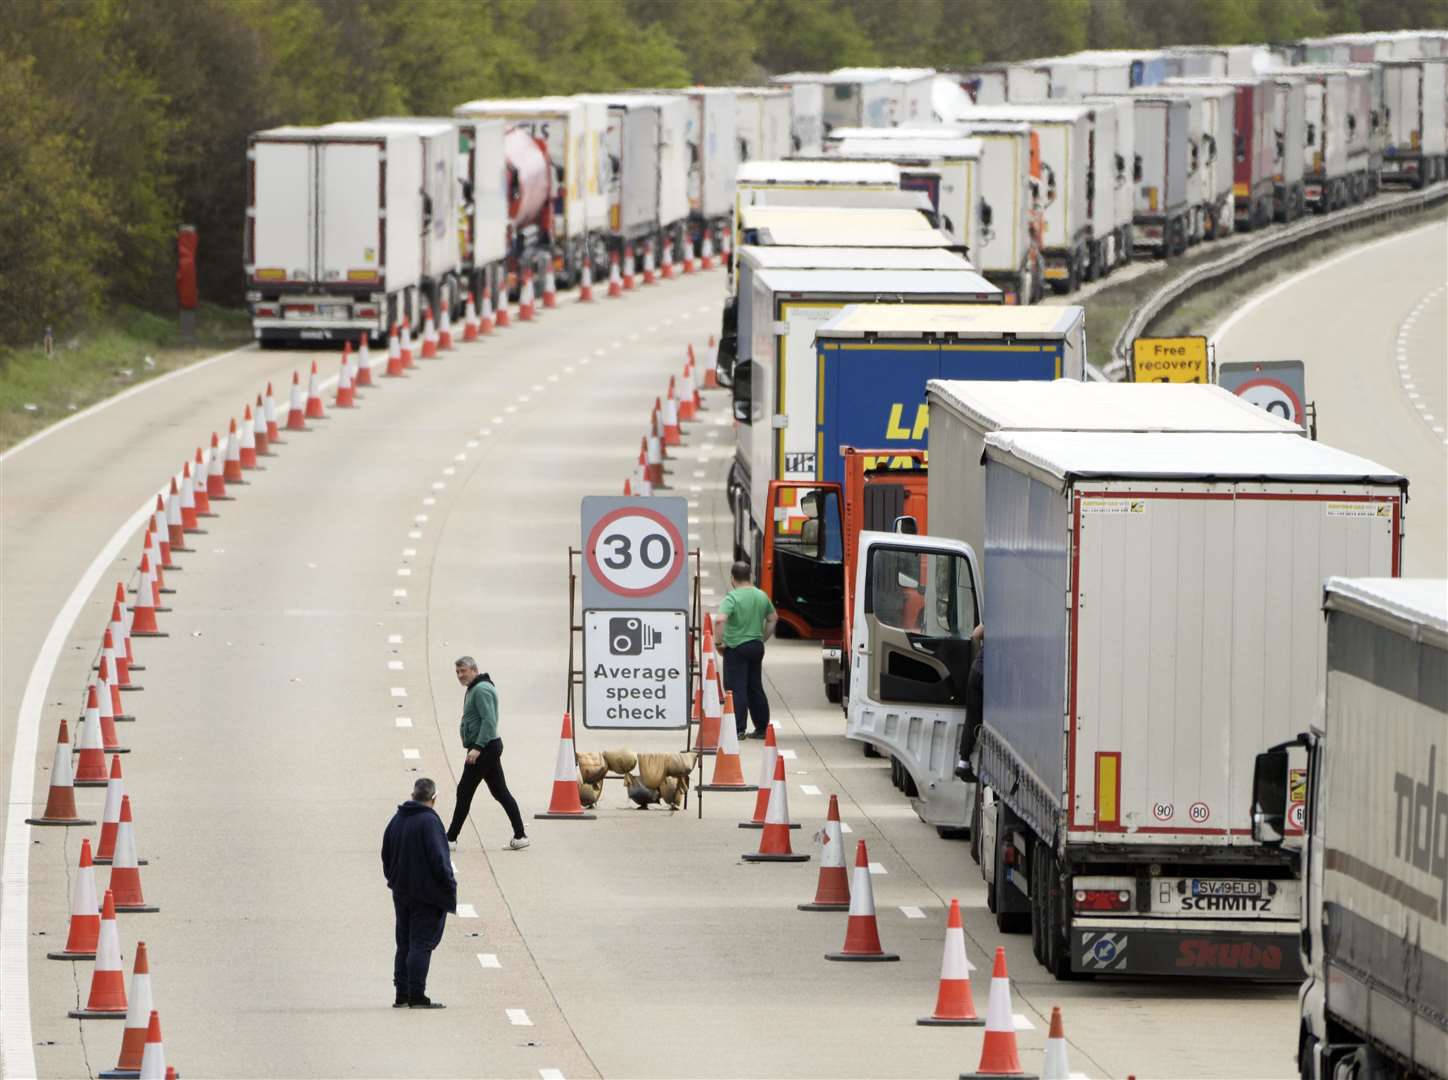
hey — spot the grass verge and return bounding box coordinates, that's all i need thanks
[0,304,252,452]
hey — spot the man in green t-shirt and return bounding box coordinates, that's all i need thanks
[714,561,778,739]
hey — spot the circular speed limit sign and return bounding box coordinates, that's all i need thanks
[1234,377,1304,426]
[585,507,685,599]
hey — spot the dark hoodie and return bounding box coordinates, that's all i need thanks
[381,800,457,913]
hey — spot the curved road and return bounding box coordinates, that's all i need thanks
[9,217,1441,1080]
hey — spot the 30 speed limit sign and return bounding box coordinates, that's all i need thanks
[580,496,690,611]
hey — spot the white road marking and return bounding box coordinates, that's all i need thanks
[900,906,926,919]
[692,470,706,478]
[1013,1013,1035,1031]
[391,687,408,698]
[402,548,416,557]
[563,366,574,374]
[443,467,456,476]
[507,1008,533,1026]
[465,440,479,448]
[532,383,544,392]
[800,784,822,796]
[480,428,492,437]
[868,862,886,875]
[594,348,606,356]
[392,589,408,598]
[477,953,501,969]
[518,395,530,404]
[397,568,412,577]
[422,497,436,506]
[539,1070,565,1080]
[546,374,558,383]
[388,661,404,670]
[388,634,403,644]
[456,903,478,918]
[505,405,518,414]
[408,530,423,540]
[839,822,853,834]
[402,748,420,760]
[700,587,715,597]
[415,514,429,523]
[778,749,797,760]
[431,481,446,490]
[454,453,467,461]
[395,718,413,728]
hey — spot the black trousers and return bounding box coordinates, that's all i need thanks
[722,638,769,735]
[446,738,525,841]
[393,893,447,998]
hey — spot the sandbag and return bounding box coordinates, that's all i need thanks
[576,751,608,784]
[659,776,679,806]
[637,752,669,792]
[666,773,689,809]
[603,748,637,775]
[577,779,602,808]
[664,752,697,779]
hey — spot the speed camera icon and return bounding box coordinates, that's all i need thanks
[609,616,662,656]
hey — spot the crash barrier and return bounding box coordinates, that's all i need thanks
[1107,182,1448,380]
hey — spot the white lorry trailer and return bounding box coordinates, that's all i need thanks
[1270,75,1311,221]
[576,94,689,264]
[1293,66,1378,208]
[850,381,1303,832]
[729,87,793,163]
[1119,95,1192,256]
[947,65,1051,106]
[822,139,984,256]
[1380,57,1448,186]
[452,97,609,282]
[1252,577,1447,1080]
[959,430,1404,979]
[636,88,738,256]
[1149,83,1237,240]
[788,81,825,154]
[246,121,459,344]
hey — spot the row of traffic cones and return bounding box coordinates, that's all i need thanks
[603,226,730,301]
[624,341,719,497]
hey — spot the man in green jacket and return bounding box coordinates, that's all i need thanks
[714,561,778,739]
[446,656,529,850]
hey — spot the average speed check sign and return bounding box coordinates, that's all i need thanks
[580,496,690,612]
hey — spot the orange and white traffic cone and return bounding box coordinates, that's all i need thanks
[479,286,496,334]
[495,282,512,328]
[401,316,417,366]
[919,898,982,1025]
[305,360,327,418]
[110,795,157,913]
[634,440,653,496]
[239,407,260,469]
[264,383,282,443]
[721,225,732,262]
[111,586,140,668]
[578,259,594,302]
[68,890,128,1018]
[701,693,755,792]
[26,719,95,826]
[335,351,355,407]
[642,241,657,284]
[623,478,634,496]
[645,426,664,487]
[960,948,1033,1078]
[607,253,622,298]
[421,306,438,358]
[223,419,246,484]
[285,373,307,431]
[178,466,202,533]
[103,628,135,692]
[463,293,480,341]
[356,333,374,386]
[825,841,900,962]
[128,555,165,637]
[99,942,154,1078]
[137,1010,166,1080]
[701,230,715,270]
[663,382,682,445]
[438,303,454,350]
[683,233,696,274]
[48,838,100,959]
[542,264,557,309]
[623,244,636,290]
[94,755,145,866]
[800,794,852,911]
[164,482,188,552]
[740,724,800,830]
[99,656,133,730]
[192,449,215,515]
[678,363,697,422]
[138,530,171,598]
[252,394,271,455]
[206,431,230,499]
[75,687,112,786]
[1041,1007,1070,1080]
[385,324,405,377]
[698,656,721,751]
[534,712,596,820]
[660,236,675,279]
[741,753,808,862]
[519,270,536,321]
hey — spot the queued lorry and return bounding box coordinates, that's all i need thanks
[787,81,825,155]
[635,88,738,257]
[847,380,1303,831]
[728,86,794,163]
[773,68,936,131]
[737,302,1085,645]
[452,97,608,285]
[1294,65,1379,209]
[1379,57,1448,186]
[947,64,1051,106]
[1122,84,1235,241]
[1252,577,1447,1080]
[246,120,462,344]
[1120,94,1193,256]
[1270,74,1310,221]
[871,422,1405,978]
[1165,76,1277,229]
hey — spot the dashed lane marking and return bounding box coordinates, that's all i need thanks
[402,748,420,760]
[539,1070,565,1080]
[422,497,436,506]
[840,822,852,834]
[868,862,886,875]
[477,953,501,969]
[397,568,412,577]
[388,661,404,670]
[395,718,413,728]
[402,548,416,557]
[1013,1013,1035,1031]
[778,749,797,760]
[390,687,408,698]
[431,481,446,490]
[408,530,423,540]
[392,589,408,598]
[388,634,403,644]
[456,904,478,918]
[799,784,822,796]
[900,906,926,919]
[507,1008,533,1026]
[415,514,429,522]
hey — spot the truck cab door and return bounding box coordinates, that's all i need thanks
[846,531,980,829]
[761,481,844,639]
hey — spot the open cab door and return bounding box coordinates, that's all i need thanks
[760,480,844,639]
[846,530,980,828]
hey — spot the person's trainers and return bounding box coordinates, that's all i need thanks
[393,993,408,1008]
[507,836,531,850]
[447,840,458,852]
[408,995,445,1009]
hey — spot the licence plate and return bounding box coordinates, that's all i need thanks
[1159,878,1277,914]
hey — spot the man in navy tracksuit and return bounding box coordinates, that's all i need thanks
[381,778,456,1008]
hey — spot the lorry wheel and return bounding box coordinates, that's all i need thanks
[824,679,841,704]
[863,742,880,759]
[901,769,919,799]
[969,784,983,863]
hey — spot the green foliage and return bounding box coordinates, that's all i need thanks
[1,0,1443,341]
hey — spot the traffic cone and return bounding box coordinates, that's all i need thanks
[164,481,187,552]
[919,898,983,1025]
[68,890,127,1018]
[264,383,282,443]
[128,555,165,637]
[103,628,135,692]
[825,841,899,961]
[479,287,496,334]
[960,948,1035,1078]
[740,724,799,830]
[111,587,139,668]
[192,449,215,515]
[519,270,536,321]
[607,253,623,298]
[579,259,594,302]
[385,324,405,377]
[698,657,721,751]
[701,693,755,792]
[438,303,454,350]
[533,712,596,820]
[356,333,374,386]
[26,719,95,826]
[284,373,306,431]
[463,293,480,341]
[99,943,154,1078]
[646,426,664,487]
[305,360,326,418]
[238,407,259,469]
[421,306,438,358]
[704,343,720,389]
[1041,1007,1070,1080]
[146,499,174,572]
[634,441,653,496]
[661,236,675,279]
[683,233,696,274]
[799,795,851,911]
[220,420,244,484]
[679,363,697,422]
[542,263,557,309]
[252,394,271,455]
[643,241,657,284]
[741,754,808,862]
[204,432,229,499]
[138,1011,167,1080]
[401,315,416,365]
[75,687,112,786]
[99,656,133,731]
[701,230,715,270]
[110,796,157,913]
[178,466,202,533]
[94,756,145,865]
[335,351,355,407]
[138,531,170,599]
[495,284,511,328]
[623,478,633,496]
[721,225,732,262]
[623,244,636,290]
[663,382,682,445]
[48,838,100,959]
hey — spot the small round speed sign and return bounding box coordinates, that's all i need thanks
[1234,376,1304,426]
[585,507,686,598]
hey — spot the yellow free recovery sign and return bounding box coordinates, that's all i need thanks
[1132,336,1209,383]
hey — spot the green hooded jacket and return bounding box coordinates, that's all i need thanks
[460,675,498,750]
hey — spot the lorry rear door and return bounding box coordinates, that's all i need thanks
[761,480,844,637]
[251,139,316,287]
[846,532,981,827]
[319,139,385,289]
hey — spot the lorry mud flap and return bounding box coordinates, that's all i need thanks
[1073,927,1304,980]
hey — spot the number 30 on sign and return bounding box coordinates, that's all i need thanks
[586,507,684,597]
